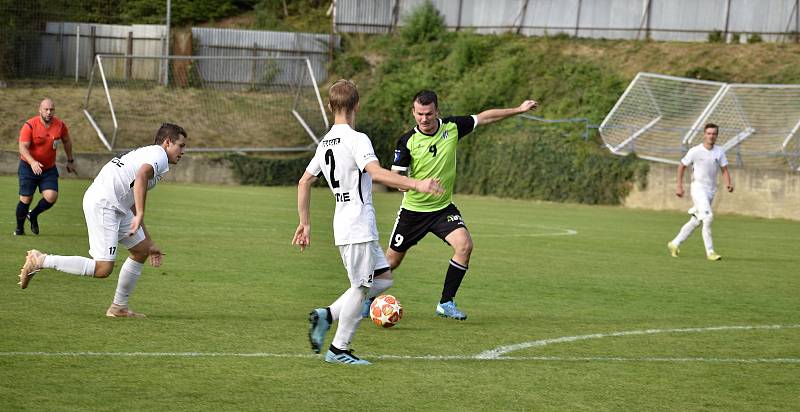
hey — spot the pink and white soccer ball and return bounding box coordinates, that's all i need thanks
[369,294,404,328]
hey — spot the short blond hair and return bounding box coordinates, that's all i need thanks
[328,79,359,114]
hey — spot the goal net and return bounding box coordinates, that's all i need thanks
[599,72,800,170]
[83,55,329,152]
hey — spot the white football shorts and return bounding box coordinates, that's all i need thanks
[338,240,389,288]
[688,184,715,221]
[83,195,146,261]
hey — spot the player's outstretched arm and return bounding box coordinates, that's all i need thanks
[365,161,444,194]
[476,100,539,126]
[293,171,317,251]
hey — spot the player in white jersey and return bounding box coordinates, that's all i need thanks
[293,80,443,365]
[18,123,188,317]
[668,123,734,261]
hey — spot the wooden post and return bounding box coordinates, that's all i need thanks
[516,0,530,35]
[391,0,401,33]
[89,26,96,66]
[125,31,133,80]
[57,23,63,77]
[723,0,732,42]
[251,42,258,90]
[456,0,463,32]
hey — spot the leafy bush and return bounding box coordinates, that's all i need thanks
[456,124,648,204]
[708,30,724,43]
[684,66,731,82]
[748,33,763,43]
[224,153,313,186]
[332,54,370,79]
[399,0,446,45]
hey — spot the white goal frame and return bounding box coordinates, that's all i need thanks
[83,54,329,152]
[599,72,800,171]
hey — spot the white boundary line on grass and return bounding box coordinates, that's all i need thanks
[476,324,800,359]
[1,324,798,363]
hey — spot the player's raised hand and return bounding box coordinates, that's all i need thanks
[519,100,539,113]
[292,223,311,251]
[148,245,164,267]
[416,178,445,195]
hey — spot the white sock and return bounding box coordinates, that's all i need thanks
[366,277,394,299]
[113,258,144,306]
[331,286,367,351]
[672,216,700,246]
[43,255,96,276]
[329,278,393,321]
[702,220,714,254]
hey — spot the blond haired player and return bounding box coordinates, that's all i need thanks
[293,80,443,365]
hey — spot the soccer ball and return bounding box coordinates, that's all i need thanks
[369,294,403,328]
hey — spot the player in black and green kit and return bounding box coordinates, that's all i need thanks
[373,90,538,320]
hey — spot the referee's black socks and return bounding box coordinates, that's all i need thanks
[30,198,54,218]
[15,201,29,231]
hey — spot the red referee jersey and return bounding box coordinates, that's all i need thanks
[19,116,69,170]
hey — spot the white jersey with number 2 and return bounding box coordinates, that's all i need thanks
[306,124,379,245]
[87,145,170,211]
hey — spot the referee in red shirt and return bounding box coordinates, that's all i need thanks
[15,98,75,235]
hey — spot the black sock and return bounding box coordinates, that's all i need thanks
[328,344,345,354]
[324,307,333,324]
[30,198,54,218]
[15,201,29,230]
[440,259,468,304]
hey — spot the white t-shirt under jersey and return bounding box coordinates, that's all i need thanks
[87,145,170,211]
[306,124,379,246]
[681,144,728,192]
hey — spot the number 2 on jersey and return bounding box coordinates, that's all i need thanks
[324,149,340,188]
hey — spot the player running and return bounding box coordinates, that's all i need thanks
[18,123,187,318]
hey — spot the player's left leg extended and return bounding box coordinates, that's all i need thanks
[437,227,472,320]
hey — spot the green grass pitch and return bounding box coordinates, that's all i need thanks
[1,176,798,410]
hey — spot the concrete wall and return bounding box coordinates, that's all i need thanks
[4,150,797,221]
[624,162,800,221]
[0,150,237,185]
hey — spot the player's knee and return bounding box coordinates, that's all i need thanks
[453,238,473,257]
[374,269,393,281]
[43,193,58,204]
[386,251,404,270]
[93,261,114,278]
[129,249,149,262]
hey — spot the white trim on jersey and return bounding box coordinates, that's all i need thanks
[86,145,170,211]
